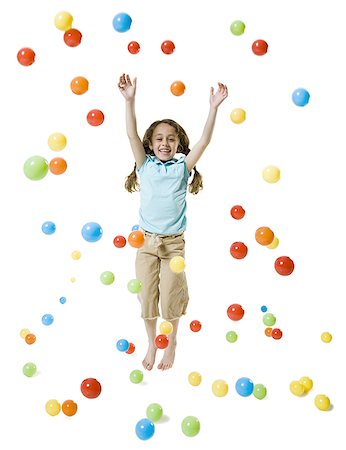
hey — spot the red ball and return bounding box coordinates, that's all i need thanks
[190,320,202,332]
[155,334,169,349]
[230,242,248,259]
[128,41,140,54]
[227,304,245,321]
[274,256,294,276]
[252,39,268,56]
[87,109,104,126]
[113,235,126,248]
[63,29,82,47]
[80,378,102,399]
[17,47,35,66]
[272,328,283,340]
[126,342,135,354]
[161,40,175,54]
[230,205,245,220]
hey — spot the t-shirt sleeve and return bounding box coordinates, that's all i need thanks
[137,155,151,174]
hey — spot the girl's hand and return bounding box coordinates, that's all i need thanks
[118,73,137,100]
[210,82,228,108]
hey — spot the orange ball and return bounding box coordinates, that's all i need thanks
[62,400,78,416]
[170,81,185,96]
[128,230,145,248]
[255,226,274,246]
[264,327,272,337]
[70,76,89,95]
[25,333,36,345]
[49,157,67,175]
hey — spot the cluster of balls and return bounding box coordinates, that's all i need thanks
[289,376,331,411]
[208,377,267,400]
[261,306,283,340]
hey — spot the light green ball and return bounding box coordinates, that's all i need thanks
[226,331,238,343]
[127,279,142,294]
[23,155,48,180]
[262,313,276,326]
[230,20,246,36]
[181,416,200,437]
[130,369,143,384]
[146,403,163,422]
[23,362,37,377]
[253,383,267,400]
[100,271,115,285]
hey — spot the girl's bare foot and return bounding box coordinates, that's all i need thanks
[157,340,176,370]
[142,345,157,370]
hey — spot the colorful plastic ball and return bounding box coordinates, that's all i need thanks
[127,278,142,294]
[100,271,115,285]
[190,320,202,332]
[45,399,61,416]
[20,328,30,339]
[63,28,82,47]
[226,330,238,343]
[81,222,103,242]
[87,109,104,126]
[23,362,37,377]
[261,305,268,312]
[161,40,175,54]
[126,342,136,354]
[170,81,185,96]
[25,333,36,345]
[70,76,89,95]
[116,339,130,352]
[49,157,67,175]
[290,380,305,396]
[159,321,173,335]
[212,379,229,397]
[113,235,126,248]
[23,156,48,180]
[42,221,56,235]
[132,224,140,231]
[262,165,280,183]
[230,241,248,259]
[255,227,274,246]
[59,297,67,304]
[230,205,245,220]
[128,41,140,54]
[80,378,102,398]
[155,334,169,349]
[17,47,35,66]
[227,304,244,321]
[235,377,254,397]
[292,88,310,107]
[112,12,132,32]
[253,383,267,400]
[130,369,144,384]
[62,400,78,416]
[230,108,246,124]
[230,20,245,36]
[299,376,313,393]
[252,39,268,55]
[267,236,279,249]
[271,328,283,340]
[169,256,186,273]
[274,256,295,276]
[135,418,155,440]
[181,416,200,437]
[264,327,272,337]
[188,372,202,386]
[262,313,276,327]
[128,230,145,248]
[48,132,67,151]
[321,332,332,343]
[54,11,73,31]
[314,394,331,411]
[146,403,163,422]
[71,250,81,260]
[42,313,54,326]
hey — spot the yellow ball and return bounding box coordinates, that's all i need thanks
[289,380,305,396]
[188,372,202,386]
[212,379,228,397]
[230,108,246,124]
[159,321,173,335]
[314,394,331,411]
[70,277,76,283]
[299,376,313,393]
[54,11,73,31]
[48,132,67,151]
[20,328,30,339]
[45,399,61,416]
[169,256,185,273]
[262,165,280,183]
[321,332,332,343]
[71,250,81,260]
[266,236,279,249]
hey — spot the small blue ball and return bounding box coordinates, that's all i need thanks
[59,297,67,304]
[81,222,103,242]
[42,221,56,235]
[235,377,254,397]
[116,339,129,352]
[42,313,54,326]
[131,224,140,231]
[260,305,267,312]
[112,12,132,32]
[135,418,155,440]
[292,88,310,107]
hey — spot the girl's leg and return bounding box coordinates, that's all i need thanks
[142,318,157,370]
[157,318,179,370]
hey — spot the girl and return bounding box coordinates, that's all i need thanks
[118,74,228,370]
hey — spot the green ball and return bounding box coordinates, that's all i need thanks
[262,313,276,326]
[127,278,142,294]
[230,20,245,36]
[226,330,238,343]
[146,403,163,422]
[23,362,37,377]
[23,155,48,180]
[181,416,200,437]
[130,369,143,384]
[100,271,115,285]
[253,383,267,400]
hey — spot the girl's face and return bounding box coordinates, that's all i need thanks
[149,123,180,162]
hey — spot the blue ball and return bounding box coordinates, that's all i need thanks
[42,221,56,235]
[116,339,129,352]
[292,88,310,107]
[260,305,267,312]
[81,222,103,242]
[42,313,54,326]
[135,418,155,440]
[112,12,132,32]
[131,224,140,231]
[59,297,67,304]
[235,377,254,397]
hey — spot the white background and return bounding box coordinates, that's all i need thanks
[1,0,345,448]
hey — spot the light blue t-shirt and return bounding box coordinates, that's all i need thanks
[137,154,190,235]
